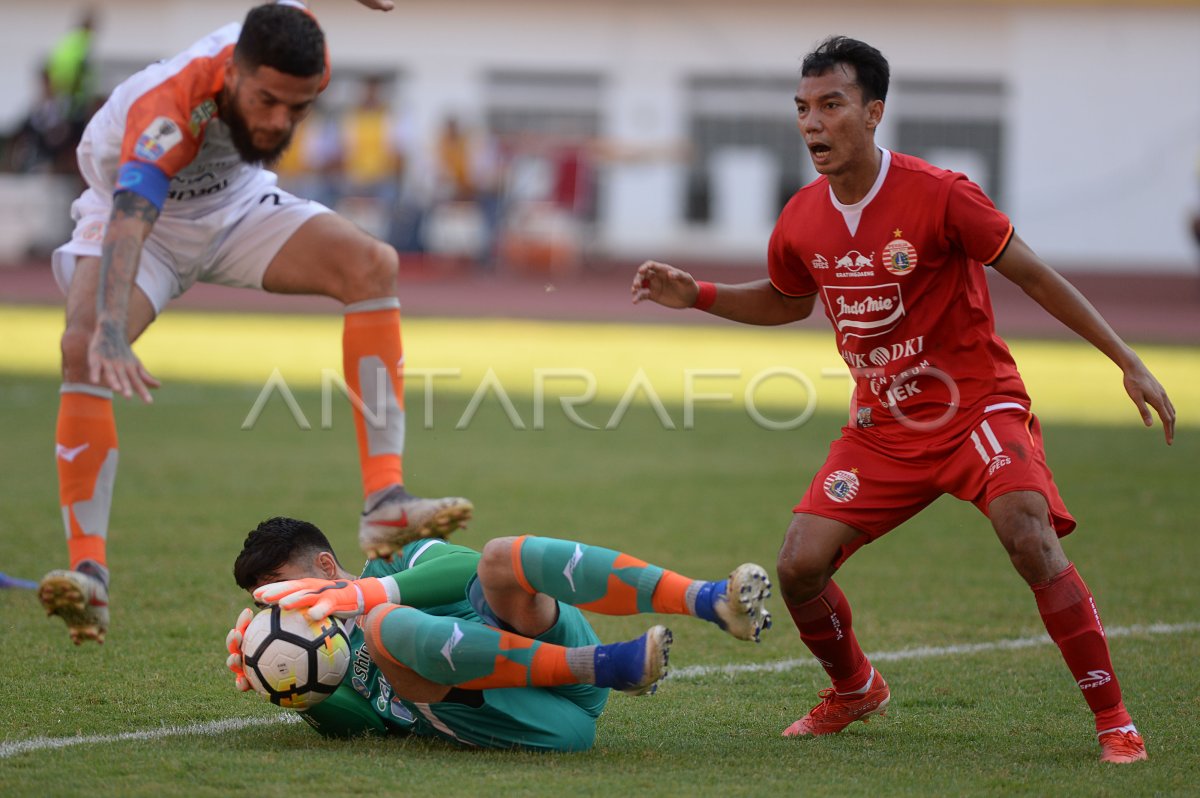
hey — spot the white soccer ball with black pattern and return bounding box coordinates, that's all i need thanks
[241,606,351,710]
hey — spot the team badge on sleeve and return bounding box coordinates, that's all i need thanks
[823,469,861,503]
[883,237,918,275]
[134,117,184,162]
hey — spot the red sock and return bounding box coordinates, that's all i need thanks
[786,580,871,693]
[1032,563,1131,731]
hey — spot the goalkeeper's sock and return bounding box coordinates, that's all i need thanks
[343,298,405,498]
[57,385,117,574]
[1032,563,1132,732]
[366,604,578,689]
[508,535,701,616]
[785,580,873,693]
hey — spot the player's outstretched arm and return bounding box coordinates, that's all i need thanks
[992,234,1176,444]
[90,191,162,403]
[631,260,815,325]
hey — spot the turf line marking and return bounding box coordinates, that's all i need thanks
[3,621,1195,759]
[669,621,1200,680]
[0,713,301,760]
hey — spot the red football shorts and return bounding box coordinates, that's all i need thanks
[795,409,1076,563]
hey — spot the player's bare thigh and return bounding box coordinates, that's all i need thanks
[261,212,398,304]
[61,255,157,383]
[477,536,559,638]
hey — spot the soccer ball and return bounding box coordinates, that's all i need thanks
[241,606,351,710]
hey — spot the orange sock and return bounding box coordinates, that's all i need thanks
[456,633,578,690]
[57,385,118,571]
[649,570,696,615]
[343,298,405,497]
[511,535,701,616]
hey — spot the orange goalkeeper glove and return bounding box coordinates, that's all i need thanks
[253,577,399,621]
[224,607,254,692]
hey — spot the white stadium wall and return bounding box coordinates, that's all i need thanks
[0,0,1196,271]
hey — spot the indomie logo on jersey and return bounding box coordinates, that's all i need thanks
[823,283,906,340]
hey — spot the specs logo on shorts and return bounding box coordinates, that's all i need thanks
[80,221,106,243]
[987,454,1012,476]
[823,469,860,503]
[134,117,184,162]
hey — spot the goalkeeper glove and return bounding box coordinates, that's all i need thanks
[253,577,399,621]
[225,607,254,692]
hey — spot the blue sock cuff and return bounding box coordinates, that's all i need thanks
[693,580,725,624]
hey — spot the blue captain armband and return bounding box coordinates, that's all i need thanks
[114,161,170,210]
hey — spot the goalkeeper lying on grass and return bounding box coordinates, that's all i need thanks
[226,516,771,751]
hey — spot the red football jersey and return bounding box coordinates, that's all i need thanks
[768,149,1029,440]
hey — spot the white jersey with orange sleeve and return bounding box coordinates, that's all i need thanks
[76,23,252,220]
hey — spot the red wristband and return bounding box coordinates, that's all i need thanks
[693,281,717,311]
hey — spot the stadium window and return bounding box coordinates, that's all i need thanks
[888,78,1007,206]
[683,75,811,225]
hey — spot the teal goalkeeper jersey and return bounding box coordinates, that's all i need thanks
[297,539,482,739]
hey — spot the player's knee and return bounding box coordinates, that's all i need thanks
[60,326,92,375]
[341,239,398,301]
[478,536,519,583]
[775,553,829,603]
[999,519,1065,582]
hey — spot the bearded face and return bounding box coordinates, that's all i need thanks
[218,63,321,166]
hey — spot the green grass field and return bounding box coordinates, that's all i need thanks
[0,307,1196,796]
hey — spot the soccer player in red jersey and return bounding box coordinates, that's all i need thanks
[631,36,1174,764]
[39,1,468,647]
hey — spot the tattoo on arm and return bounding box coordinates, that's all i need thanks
[96,192,160,338]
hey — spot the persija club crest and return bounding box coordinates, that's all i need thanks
[883,237,918,275]
[823,470,860,503]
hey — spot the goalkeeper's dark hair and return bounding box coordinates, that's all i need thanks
[234,3,326,78]
[234,516,342,591]
[801,35,890,104]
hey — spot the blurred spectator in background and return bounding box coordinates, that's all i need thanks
[273,102,341,210]
[425,115,503,267]
[7,66,74,173]
[1191,149,1200,285]
[46,8,98,147]
[338,75,408,248]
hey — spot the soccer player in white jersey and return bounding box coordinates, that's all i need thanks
[40,0,469,646]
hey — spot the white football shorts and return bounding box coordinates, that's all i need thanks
[52,171,332,314]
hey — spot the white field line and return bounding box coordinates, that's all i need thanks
[669,620,1200,680]
[0,712,302,760]
[2,621,1196,760]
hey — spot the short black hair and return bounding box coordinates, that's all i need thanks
[801,35,890,104]
[233,516,340,591]
[233,4,325,79]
